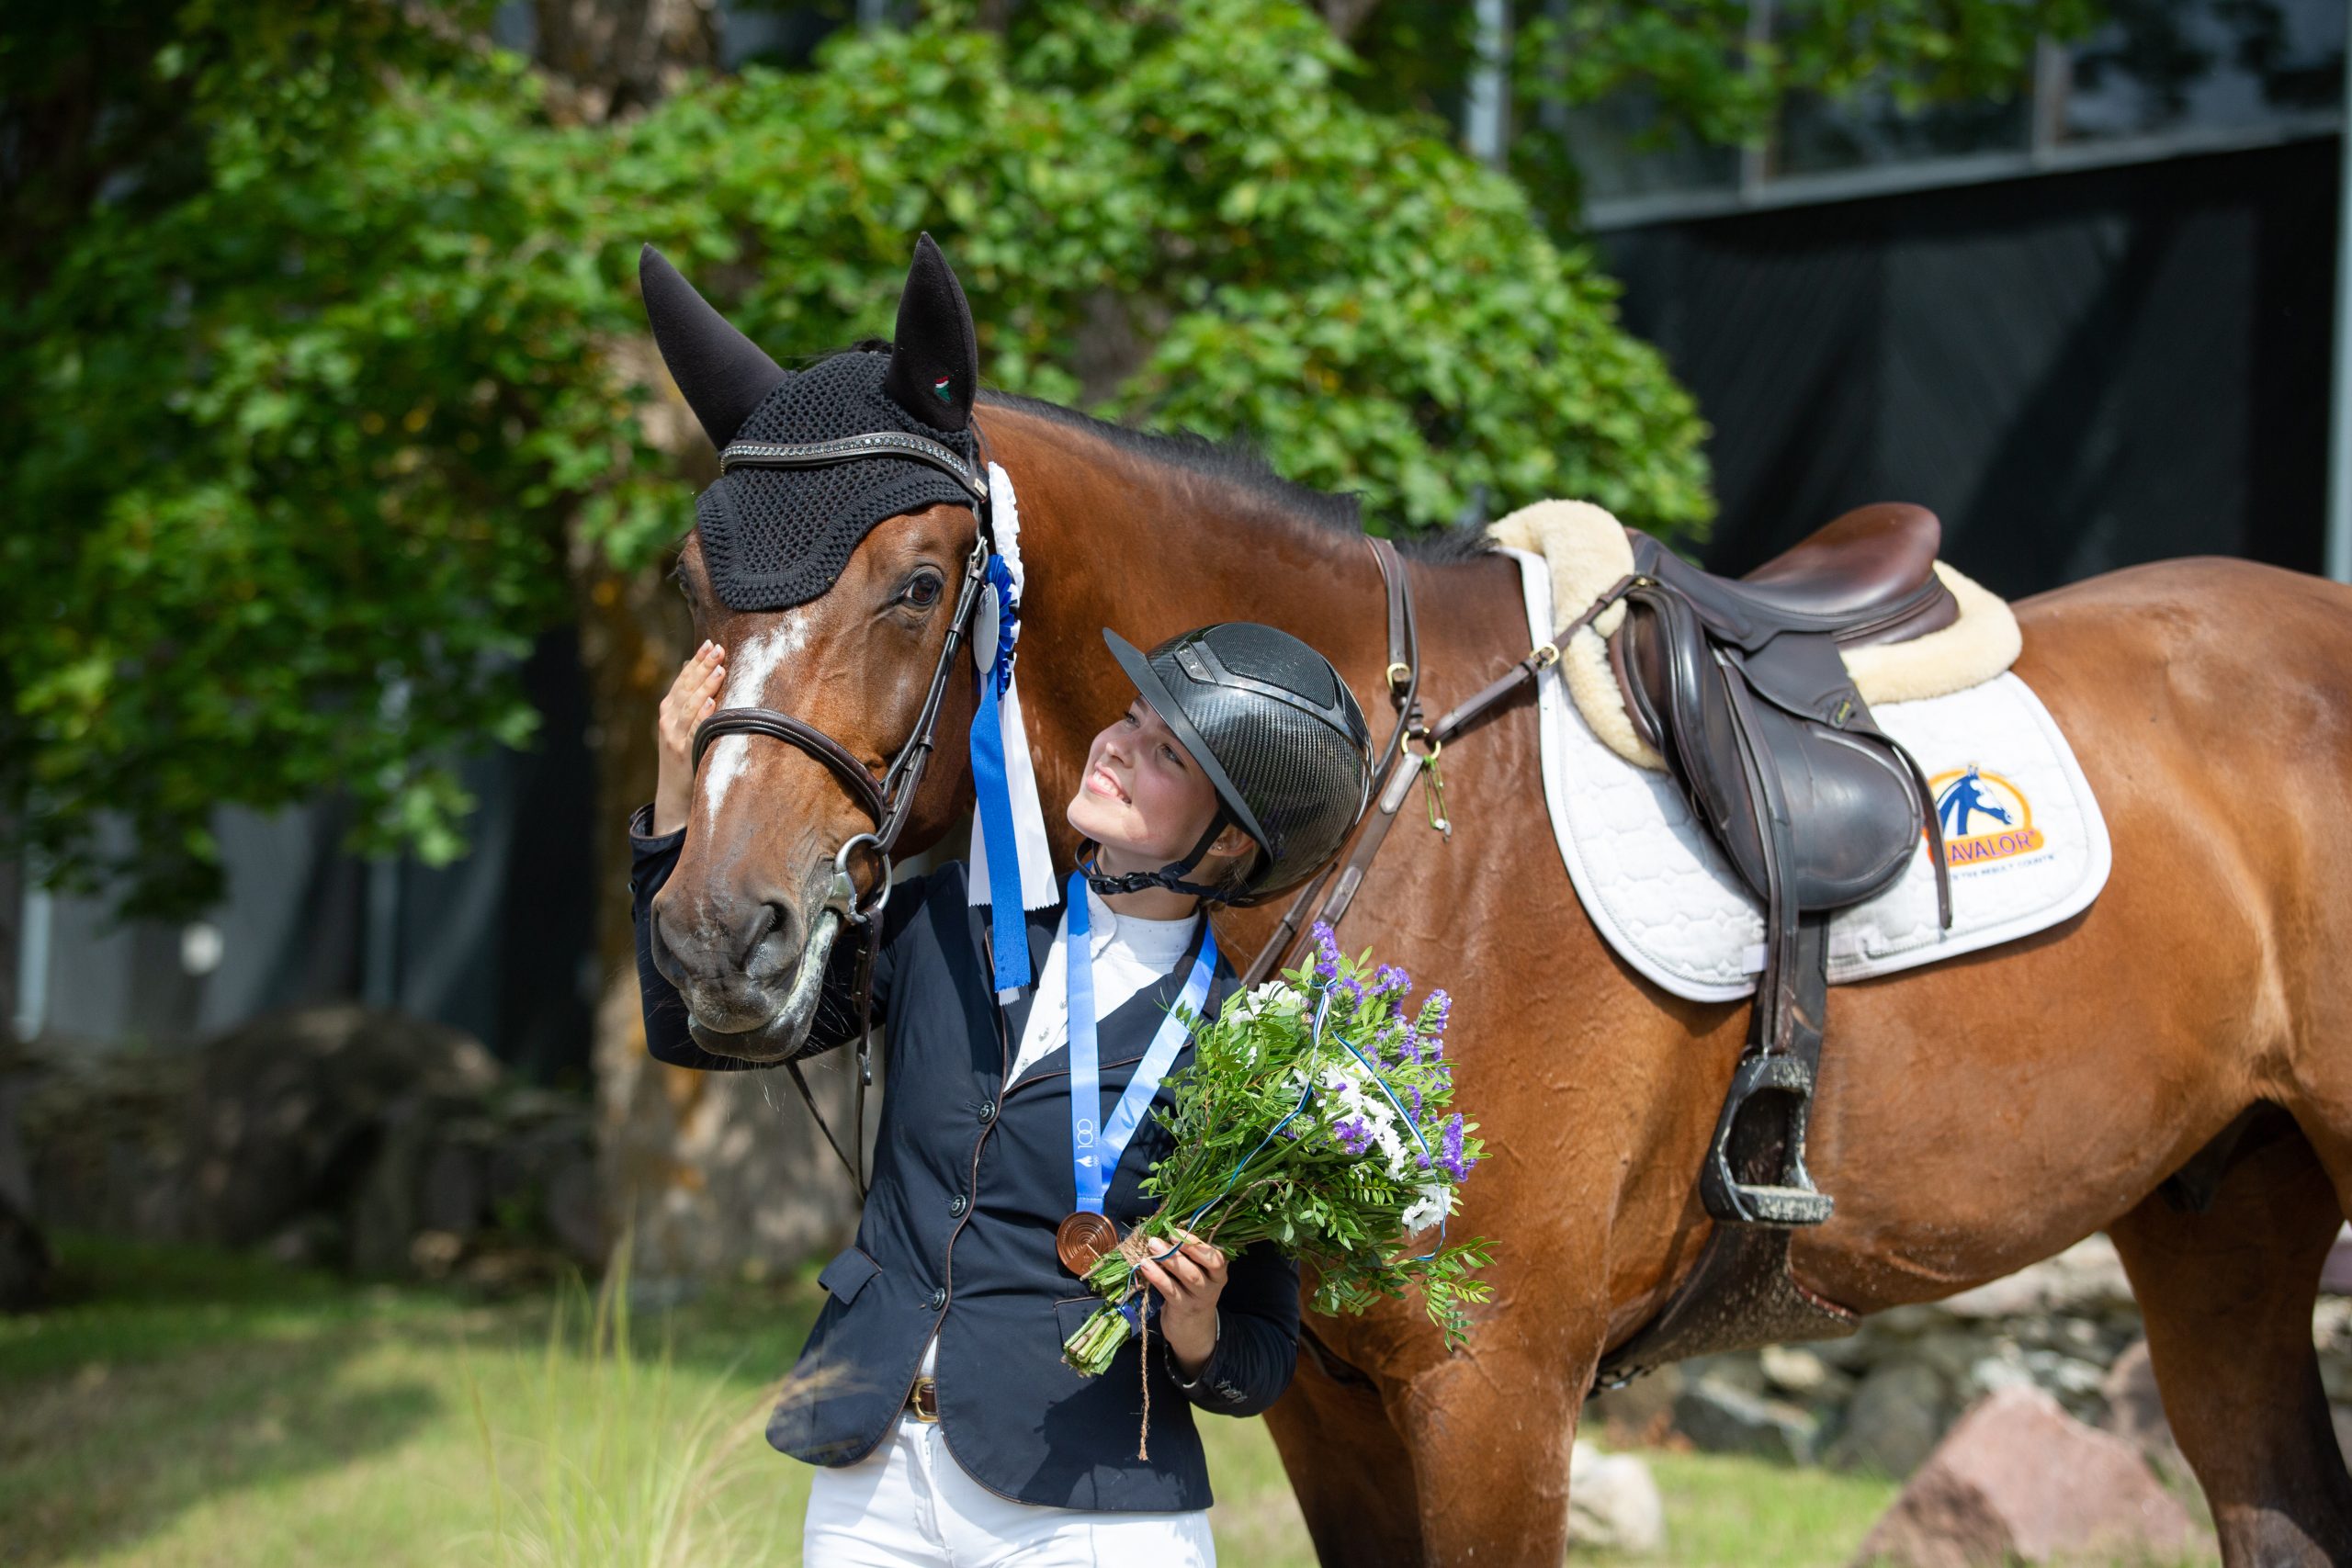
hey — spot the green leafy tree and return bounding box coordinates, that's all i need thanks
[4,0,1712,922]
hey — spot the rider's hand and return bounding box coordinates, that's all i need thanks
[652,641,725,837]
[1135,1227,1229,1380]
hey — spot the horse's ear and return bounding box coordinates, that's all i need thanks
[639,243,787,449]
[883,232,978,434]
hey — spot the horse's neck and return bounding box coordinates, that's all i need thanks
[981,405,1526,824]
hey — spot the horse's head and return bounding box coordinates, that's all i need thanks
[639,237,986,1062]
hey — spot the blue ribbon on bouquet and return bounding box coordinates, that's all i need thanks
[969,553,1030,992]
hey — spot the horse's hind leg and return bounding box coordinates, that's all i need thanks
[2108,1114,2352,1565]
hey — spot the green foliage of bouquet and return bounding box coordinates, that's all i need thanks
[1061,922,1492,1378]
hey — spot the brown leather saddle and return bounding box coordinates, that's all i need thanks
[1580,503,1969,1390]
[1611,503,1957,1228]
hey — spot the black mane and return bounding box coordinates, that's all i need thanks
[976,389,1490,562]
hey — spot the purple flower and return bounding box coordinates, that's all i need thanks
[1437,1113,1476,1181]
[1333,1116,1373,1156]
[1311,921,1340,982]
[1336,973,1364,1008]
[1407,1085,1423,1121]
[1417,989,1452,1039]
[1373,963,1411,998]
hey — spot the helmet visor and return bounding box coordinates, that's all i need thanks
[1101,628,1273,859]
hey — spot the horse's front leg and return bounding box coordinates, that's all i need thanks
[1392,1298,1609,1568]
[1264,1337,1429,1563]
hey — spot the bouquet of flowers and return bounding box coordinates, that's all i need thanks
[1060,922,1492,1379]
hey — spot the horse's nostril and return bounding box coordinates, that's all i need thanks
[743,899,804,983]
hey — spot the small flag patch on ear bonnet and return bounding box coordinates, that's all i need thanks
[933,375,954,402]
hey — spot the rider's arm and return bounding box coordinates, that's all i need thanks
[1168,1245,1300,1418]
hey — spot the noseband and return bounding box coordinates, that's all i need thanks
[684,427,996,1192]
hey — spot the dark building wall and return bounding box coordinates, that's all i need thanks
[27,625,598,1083]
[1599,136,2341,599]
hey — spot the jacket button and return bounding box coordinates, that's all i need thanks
[948,1193,968,1217]
[929,1286,947,1310]
[977,1100,996,1124]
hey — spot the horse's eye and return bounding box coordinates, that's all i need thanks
[901,571,944,610]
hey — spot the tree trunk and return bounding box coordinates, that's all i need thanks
[537,0,856,1289]
[1317,0,1385,43]
[531,0,720,121]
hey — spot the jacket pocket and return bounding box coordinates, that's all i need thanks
[816,1246,881,1306]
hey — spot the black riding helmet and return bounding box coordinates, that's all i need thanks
[1088,623,1374,906]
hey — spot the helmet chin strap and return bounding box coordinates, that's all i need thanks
[1080,813,1236,905]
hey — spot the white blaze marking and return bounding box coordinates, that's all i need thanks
[701,612,812,835]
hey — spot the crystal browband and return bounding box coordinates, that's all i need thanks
[719,431,986,500]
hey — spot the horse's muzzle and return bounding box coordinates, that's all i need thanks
[680,907,843,1063]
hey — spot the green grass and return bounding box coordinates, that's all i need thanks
[0,1234,1986,1567]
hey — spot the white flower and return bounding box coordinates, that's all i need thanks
[1401,1182,1450,1236]
[1233,981,1302,1021]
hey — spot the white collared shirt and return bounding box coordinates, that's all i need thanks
[1006,886,1200,1086]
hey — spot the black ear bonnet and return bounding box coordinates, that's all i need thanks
[641,234,981,612]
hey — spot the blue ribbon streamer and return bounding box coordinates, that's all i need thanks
[970,555,1028,991]
[1068,870,1217,1216]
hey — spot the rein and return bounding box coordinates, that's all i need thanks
[1240,555,1645,988]
[688,428,997,1198]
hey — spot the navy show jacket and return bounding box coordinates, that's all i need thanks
[628,805,1299,1512]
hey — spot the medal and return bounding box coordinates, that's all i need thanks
[1056,1212,1120,1276]
[1058,872,1218,1275]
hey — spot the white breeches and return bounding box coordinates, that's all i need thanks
[801,1415,1216,1568]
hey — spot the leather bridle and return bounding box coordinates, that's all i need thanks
[686,427,996,1195]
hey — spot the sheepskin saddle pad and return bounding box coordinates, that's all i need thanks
[1487,500,2021,773]
[1487,500,2110,1001]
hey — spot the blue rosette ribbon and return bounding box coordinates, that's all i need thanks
[969,553,1031,991]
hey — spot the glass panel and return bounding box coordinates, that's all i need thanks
[2061,0,2346,143]
[1773,85,2033,178]
[1549,91,1743,205]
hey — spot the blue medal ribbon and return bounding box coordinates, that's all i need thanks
[1066,870,1219,1215]
[970,555,1030,991]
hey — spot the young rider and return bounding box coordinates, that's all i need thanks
[630,620,1372,1567]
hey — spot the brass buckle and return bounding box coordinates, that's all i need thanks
[1385,660,1412,693]
[1527,641,1561,671]
[908,1376,940,1423]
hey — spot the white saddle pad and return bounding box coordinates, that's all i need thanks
[1500,548,2112,1002]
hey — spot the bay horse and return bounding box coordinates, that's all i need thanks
[650,378,2352,1564]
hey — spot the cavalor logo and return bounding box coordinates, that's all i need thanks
[1929,764,2044,864]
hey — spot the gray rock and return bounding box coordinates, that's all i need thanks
[1829,1359,1948,1478]
[1939,1235,2134,1321]
[1906,1329,1995,1385]
[1674,1374,1819,1465]
[1759,1344,1836,1397]
[1849,1386,2199,1567]
[1568,1440,1664,1556]
[1681,1351,1769,1396]
[20,1005,602,1285]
